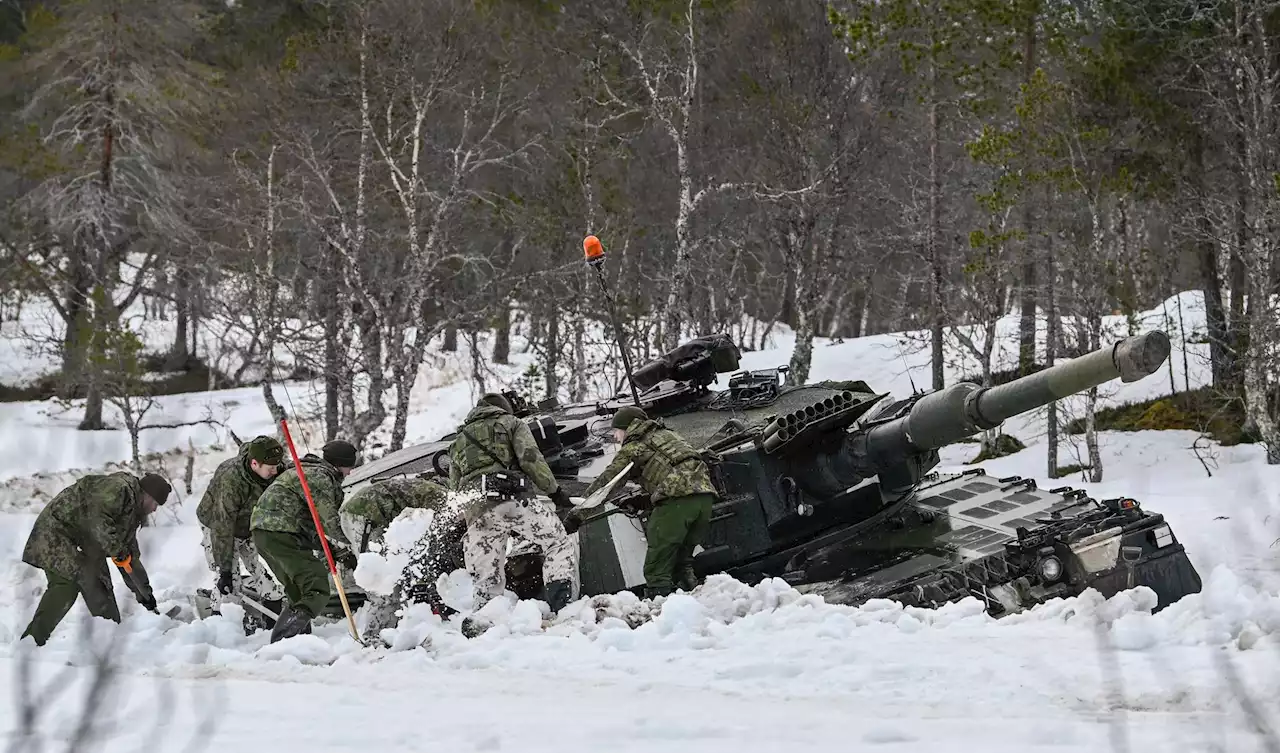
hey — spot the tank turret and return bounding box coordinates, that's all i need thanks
[743,331,1171,503]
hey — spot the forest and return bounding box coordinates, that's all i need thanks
[0,0,1276,469]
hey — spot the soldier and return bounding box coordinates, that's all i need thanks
[20,472,172,646]
[250,439,359,643]
[341,476,468,638]
[447,393,576,621]
[576,405,718,599]
[196,435,286,614]
[339,475,449,553]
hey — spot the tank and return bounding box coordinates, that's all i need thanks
[341,329,1203,618]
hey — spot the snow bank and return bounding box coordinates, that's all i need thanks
[6,567,1278,673]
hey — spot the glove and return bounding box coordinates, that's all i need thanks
[137,592,158,613]
[562,512,582,535]
[549,487,573,511]
[338,550,358,571]
[217,570,234,595]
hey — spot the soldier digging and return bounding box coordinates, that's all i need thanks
[447,393,577,631]
[574,405,718,599]
[196,435,287,615]
[20,471,172,646]
[340,475,465,635]
[250,439,359,642]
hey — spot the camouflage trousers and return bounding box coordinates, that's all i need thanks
[199,525,284,607]
[465,497,576,609]
[21,556,120,647]
[642,493,714,598]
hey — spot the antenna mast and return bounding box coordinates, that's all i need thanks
[583,235,642,407]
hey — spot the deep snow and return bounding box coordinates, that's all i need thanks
[2,291,1280,751]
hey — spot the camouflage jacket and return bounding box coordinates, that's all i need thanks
[447,404,560,521]
[582,419,718,504]
[22,472,151,590]
[196,443,275,573]
[340,477,447,546]
[250,453,348,550]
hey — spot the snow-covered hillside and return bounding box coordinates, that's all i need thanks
[3,291,1280,752]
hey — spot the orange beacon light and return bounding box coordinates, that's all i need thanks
[584,235,604,264]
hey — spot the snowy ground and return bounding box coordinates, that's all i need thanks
[3,291,1280,751]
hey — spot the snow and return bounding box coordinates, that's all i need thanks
[3,290,1280,751]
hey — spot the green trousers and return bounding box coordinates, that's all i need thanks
[22,562,120,646]
[643,493,714,597]
[252,529,332,618]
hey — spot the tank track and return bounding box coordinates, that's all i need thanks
[794,469,1201,616]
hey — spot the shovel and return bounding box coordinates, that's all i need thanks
[569,461,634,513]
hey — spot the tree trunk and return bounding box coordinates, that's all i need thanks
[190,282,200,362]
[443,325,458,352]
[262,381,287,427]
[78,293,110,430]
[1017,10,1038,375]
[571,308,586,402]
[1084,315,1103,482]
[469,330,487,394]
[323,287,341,442]
[165,266,190,372]
[788,311,815,386]
[1085,385,1102,481]
[849,287,867,338]
[493,303,511,365]
[545,302,560,400]
[1196,136,1231,388]
[927,50,945,391]
[1228,132,1249,383]
[79,386,105,431]
[1046,233,1058,479]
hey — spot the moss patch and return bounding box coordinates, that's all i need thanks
[0,355,236,403]
[968,433,1027,464]
[1064,387,1255,446]
[1054,463,1091,478]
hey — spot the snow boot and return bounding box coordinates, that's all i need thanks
[461,616,492,639]
[543,579,573,614]
[269,605,314,643]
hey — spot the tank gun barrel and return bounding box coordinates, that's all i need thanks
[862,331,1171,461]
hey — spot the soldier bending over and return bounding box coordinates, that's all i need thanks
[196,435,286,615]
[20,472,172,645]
[577,406,718,599]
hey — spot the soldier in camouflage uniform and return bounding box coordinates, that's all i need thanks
[578,405,719,599]
[339,476,449,552]
[196,436,286,613]
[250,439,359,642]
[448,393,577,620]
[20,472,172,646]
[341,476,468,639]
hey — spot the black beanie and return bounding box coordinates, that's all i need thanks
[139,473,172,505]
[323,439,359,469]
[479,393,513,413]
